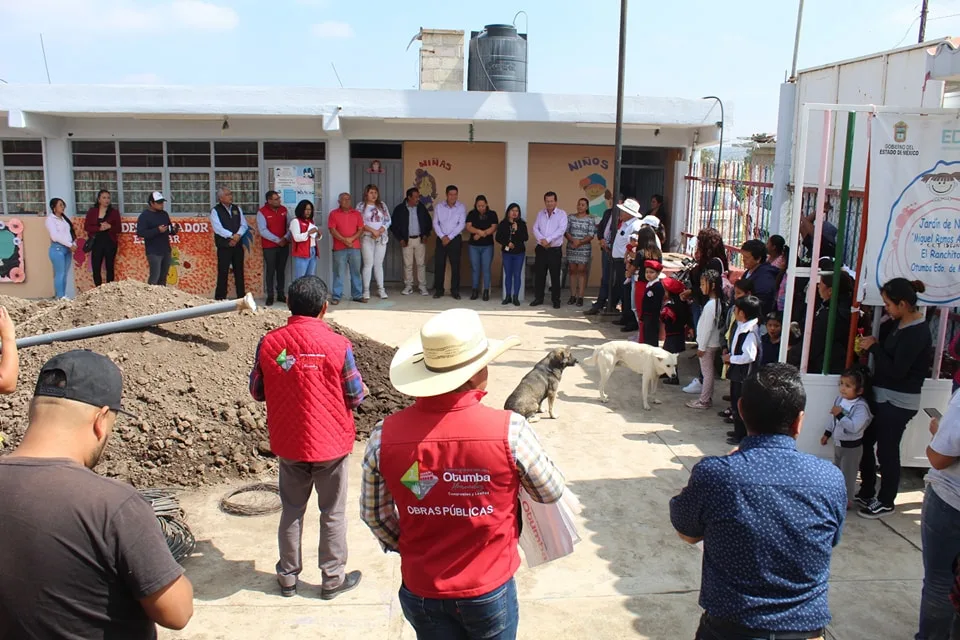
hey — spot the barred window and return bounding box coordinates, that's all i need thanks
[74,171,119,214]
[215,171,259,214]
[121,172,162,215]
[169,173,211,215]
[1,140,45,214]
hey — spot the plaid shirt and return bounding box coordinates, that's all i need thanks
[360,410,565,553]
[249,340,365,410]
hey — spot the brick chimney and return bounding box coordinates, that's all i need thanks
[419,29,464,91]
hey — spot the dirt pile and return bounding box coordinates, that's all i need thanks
[0,281,409,488]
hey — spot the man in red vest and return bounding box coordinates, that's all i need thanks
[361,309,566,639]
[249,276,366,599]
[257,190,290,307]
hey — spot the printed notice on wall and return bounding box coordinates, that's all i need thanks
[864,114,960,305]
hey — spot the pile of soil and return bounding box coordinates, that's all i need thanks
[0,281,409,488]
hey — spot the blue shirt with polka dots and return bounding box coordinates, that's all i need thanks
[670,434,846,632]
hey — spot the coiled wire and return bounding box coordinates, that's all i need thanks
[138,488,195,563]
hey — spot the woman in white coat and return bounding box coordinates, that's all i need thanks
[359,184,391,300]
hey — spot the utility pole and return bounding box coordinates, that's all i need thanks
[919,0,929,43]
[605,0,628,313]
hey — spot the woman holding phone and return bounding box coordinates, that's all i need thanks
[289,199,321,280]
[857,278,933,519]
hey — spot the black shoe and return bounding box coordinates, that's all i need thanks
[513,295,520,306]
[612,319,624,325]
[502,297,511,305]
[553,301,561,309]
[723,416,735,424]
[584,304,603,316]
[277,294,286,304]
[470,289,479,300]
[853,495,872,509]
[452,293,461,300]
[577,298,584,307]
[664,375,680,385]
[320,570,362,600]
[726,430,738,438]
[279,581,297,598]
[726,436,742,446]
[620,325,638,332]
[568,296,577,305]
[718,409,731,417]
[483,289,489,301]
[433,291,444,299]
[722,394,731,402]
[265,296,274,307]
[530,299,544,307]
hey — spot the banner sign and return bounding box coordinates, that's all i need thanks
[273,166,316,213]
[865,113,960,305]
[72,216,264,296]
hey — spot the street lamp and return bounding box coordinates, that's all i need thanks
[701,96,724,227]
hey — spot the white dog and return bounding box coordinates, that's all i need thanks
[582,341,679,409]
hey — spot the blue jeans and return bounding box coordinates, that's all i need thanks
[292,256,316,281]
[594,250,612,306]
[695,614,824,640]
[469,244,494,289]
[918,487,960,640]
[502,253,524,298]
[332,248,362,301]
[49,244,71,299]
[398,578,519,640]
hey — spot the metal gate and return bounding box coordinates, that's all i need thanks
[350,158,405,282]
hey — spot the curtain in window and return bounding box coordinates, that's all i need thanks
[121,172,162,216]
[169,172,212,215]
[215,171,259,214]
[3,170,46,214]
[74,171,119,215]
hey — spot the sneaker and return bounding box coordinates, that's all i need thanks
[265,296,274,307]
[279,581,297,598]
[718,408,732,417]
[853,495,872,509]
[320,570,362,601]
[584,305,602,316]
[401,286,413,295]
[686,399,711,409]
[420,288,430,296]
[858,499,894,519]
[682,379,703,394]
[379,290,388,299]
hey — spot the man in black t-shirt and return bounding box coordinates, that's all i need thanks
[0,350,194,638]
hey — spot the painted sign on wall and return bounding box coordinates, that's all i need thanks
[72,217,264,296]
[865,114,960,305]
[0,218,25,283]
[527,144,614,220]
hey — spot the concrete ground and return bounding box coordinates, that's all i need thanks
[160,289,927,640]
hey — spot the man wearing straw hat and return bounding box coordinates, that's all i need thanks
[360,308,566,639]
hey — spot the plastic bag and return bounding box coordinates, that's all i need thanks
[518,488,582,568]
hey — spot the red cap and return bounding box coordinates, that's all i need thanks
[662,277,685,294]
[643,260,663,272]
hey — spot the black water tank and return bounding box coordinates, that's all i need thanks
[468,24,528,92]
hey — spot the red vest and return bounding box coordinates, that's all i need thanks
[258,205,288,249]
[258,316,355,462]
[379,390,520,599]
[291,219,319,258]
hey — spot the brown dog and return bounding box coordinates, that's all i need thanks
[504,347,578,421]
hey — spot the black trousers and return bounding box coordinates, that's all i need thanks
[858,402,917,506]
[433,236,462,295]
[730,381,745,439]
[533,245,562,304]
[610,258,626,313]
[262,246,289,297]
[215,244,245,300]
[90,241,117,287]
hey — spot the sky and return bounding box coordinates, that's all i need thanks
[1,0,960,141]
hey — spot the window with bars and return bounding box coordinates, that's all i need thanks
[74,171,119,214]
[1,140,46,214]
[215,171,259,214]
[169,172,211,215]
[121,173,162,215]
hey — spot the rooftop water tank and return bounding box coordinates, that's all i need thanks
[467,24,527,92]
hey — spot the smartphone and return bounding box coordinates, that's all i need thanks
[925,408,943,419]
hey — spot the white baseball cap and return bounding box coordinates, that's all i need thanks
[150,191,166,203]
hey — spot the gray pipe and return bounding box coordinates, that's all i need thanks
[15,293,258,349]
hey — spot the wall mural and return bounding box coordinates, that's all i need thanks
[0,218,26,283]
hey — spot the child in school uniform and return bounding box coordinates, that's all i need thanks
[660,275,688,385]
[760,311,783,366]
[723,295,763,445]
[636,260,665,346]
[718,277,756,420]
[820,366,874,509]
[686,268,724,410]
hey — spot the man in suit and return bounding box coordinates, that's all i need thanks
[210,186,249,300]
[391,187,432,296]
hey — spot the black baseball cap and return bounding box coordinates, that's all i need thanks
[34,350,134,416]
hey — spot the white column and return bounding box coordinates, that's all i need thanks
[770,82,797,237]
[43,137,77,297]
[504,140,528,301]
[322,137,350,287]
[671,159,689,252]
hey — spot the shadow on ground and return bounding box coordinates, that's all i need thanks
[185,539,286,601]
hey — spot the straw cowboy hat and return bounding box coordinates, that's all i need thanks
[390,309,521,397]
[616,198,644,218]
